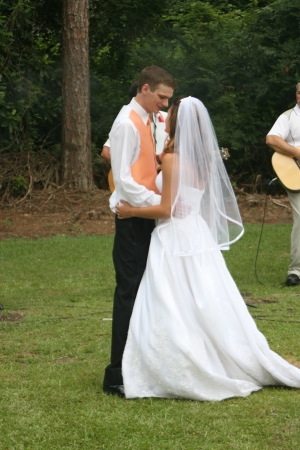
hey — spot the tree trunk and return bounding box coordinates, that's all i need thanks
[61,0,93,190]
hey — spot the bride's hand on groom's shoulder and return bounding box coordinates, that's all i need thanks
[116,200,133,219]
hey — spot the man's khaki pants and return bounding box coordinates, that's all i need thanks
[287,191,300,277]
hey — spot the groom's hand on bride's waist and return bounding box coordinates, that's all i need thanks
[115,200,133,219]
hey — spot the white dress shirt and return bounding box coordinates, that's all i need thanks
[109,98,161,212]
[152,111,168,154]
[267,104,300,146]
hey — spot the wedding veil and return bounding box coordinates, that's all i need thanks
[170,97,244,255]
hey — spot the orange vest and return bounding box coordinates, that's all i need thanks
[129,110,159,194]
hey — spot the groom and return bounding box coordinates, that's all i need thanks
[103,66,177,396]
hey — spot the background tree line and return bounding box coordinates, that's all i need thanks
[0,0,299,195]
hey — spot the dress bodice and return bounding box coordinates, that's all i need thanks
[155,171,163,194]
[156,170,203,213]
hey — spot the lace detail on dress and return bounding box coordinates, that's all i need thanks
[124,315,262,401]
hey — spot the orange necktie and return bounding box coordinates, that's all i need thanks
[147,118,155,147]
[147,117,159,171]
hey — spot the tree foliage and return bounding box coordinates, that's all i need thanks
[0,0,300,189]
[115,0,300,184]
[0,0,62,153]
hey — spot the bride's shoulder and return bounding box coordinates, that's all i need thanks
[161,153,174,177]
[162,152,174,164]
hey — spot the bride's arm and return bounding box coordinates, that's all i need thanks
[116,153,173,219]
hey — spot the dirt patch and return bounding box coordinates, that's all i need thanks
[241,293,278,305]
[285,358,300,369]
[0,313,23,322]
[237,193,292,225]
[0,189,115,239]
[0,189,293,240]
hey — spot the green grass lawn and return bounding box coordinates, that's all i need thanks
[1,225,300,449]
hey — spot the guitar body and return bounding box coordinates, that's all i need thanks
[272,147,300,192]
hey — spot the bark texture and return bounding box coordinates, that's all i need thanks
[61,0,93,190]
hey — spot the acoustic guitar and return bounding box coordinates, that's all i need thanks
[108,148,230,193]
[271,147,300,192]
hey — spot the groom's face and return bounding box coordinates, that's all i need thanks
[143,83,173,114]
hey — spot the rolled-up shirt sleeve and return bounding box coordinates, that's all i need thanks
[267,115,289,140]
[109,120,161,212]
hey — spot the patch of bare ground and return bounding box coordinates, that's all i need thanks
[285,358,300,369]
[236,192,293,225]
[0,188,115,239]
[241,294,278,305]
[0,313,23,322]
[0,188,293,240]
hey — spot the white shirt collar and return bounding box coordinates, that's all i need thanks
[293,104,300,115]
[130,98,149,125]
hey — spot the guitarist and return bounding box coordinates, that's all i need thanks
[266,82,300,286]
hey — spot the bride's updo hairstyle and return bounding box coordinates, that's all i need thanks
[164,97,184,154]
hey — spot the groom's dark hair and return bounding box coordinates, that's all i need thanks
[138,66,177,93]
[128,81,138,100]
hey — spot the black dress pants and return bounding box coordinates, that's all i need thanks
[103,215,155,387]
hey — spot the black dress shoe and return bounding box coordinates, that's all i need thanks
[103,385,125,398]
[285,273,300,286]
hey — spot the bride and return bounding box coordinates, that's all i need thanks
[116,96,300,401]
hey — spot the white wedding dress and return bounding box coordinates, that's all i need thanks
[122,172,300,401]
